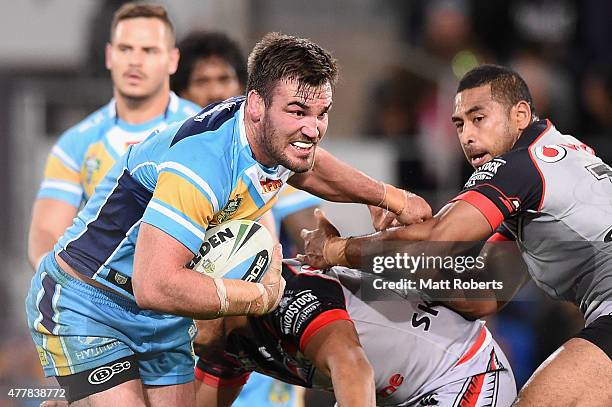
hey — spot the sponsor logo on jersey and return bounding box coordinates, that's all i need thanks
[87,360,131,385]
[36,346,49,366]
[188,322,197,340]
[268,380,292,404]
[419,393,439,405]
[75,341,120,361]
[464,158,506,188]
[534,144,567,163]
[215,196,243,223]
[378,373,405,398]
[260,178,284,194]
[281,290,320,335]
[84,154,101,184]
[194,100,237,122]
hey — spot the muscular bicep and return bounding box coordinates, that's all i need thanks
[303,319,364,377]
[132,222,195,299]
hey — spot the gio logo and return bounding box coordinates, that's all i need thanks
[88,361,131,385]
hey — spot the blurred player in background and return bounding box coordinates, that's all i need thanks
[27,2,199,270]
[195,259,517,407]
[302,65,612,406]
[173,30,322,407]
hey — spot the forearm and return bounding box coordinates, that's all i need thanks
[344,220,439,267]
[133,268,270,319]
[28,199,78,269]
[289,148,385,205]
[28,229,58,269]
[330,359,376,407]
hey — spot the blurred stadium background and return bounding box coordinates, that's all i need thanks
[0,0,610,405]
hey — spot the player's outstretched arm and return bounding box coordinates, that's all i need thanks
[288,147,432,224]
[27,198,78,269]
[300,200,491,269]
[132,223,285,318]
[303,319,376,407]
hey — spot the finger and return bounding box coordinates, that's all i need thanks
[272,243,283,260]
[314,208,331,226]
[300,228,309,239]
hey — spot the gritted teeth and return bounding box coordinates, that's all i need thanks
[291,141,313,149]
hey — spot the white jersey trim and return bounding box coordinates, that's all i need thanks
[157,161,220,212]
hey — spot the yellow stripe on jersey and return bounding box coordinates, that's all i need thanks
[44,155,80,183]
[222,179,278,222]
[37,323,72,376]
[279,184,300,197]
[153,171,215,229]
[80,143,117,198]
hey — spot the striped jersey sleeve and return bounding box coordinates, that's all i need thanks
[141,136,229,254]
[37,126,93,207]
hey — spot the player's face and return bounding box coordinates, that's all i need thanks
[258,79,332,173]
[182,56,242,107]
[452,85,520,169]
[106,17,178,101]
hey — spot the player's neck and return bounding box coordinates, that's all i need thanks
[113,88,170,124]
[244,118,275,167]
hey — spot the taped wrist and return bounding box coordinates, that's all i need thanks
[379,183,408,216]
[323,237,350,267]
[213,279,273,316]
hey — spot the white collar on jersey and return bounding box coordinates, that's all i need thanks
[106,91,180,120]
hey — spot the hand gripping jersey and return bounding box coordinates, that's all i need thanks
[54,97,293,300]
[37,92,200,207]
[453,119,612,323]
[196,260,514,406]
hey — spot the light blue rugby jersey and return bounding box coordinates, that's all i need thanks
[38,92,200,207]
[55,96,293,300]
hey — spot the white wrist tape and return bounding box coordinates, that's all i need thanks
[256,282,269,312]
[213,278,229,316]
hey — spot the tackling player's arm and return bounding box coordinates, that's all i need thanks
[300,202,528,319]
[288,147,432,225]
[303,319,376,407]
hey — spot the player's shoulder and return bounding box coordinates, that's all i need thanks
[52,102,113,155]
[170,97,244,144]
[171,93,201,119]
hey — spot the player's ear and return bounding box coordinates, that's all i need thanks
[246,90,264,123]
[168,47,180,76]
[105,43,113,70]
[514,100,532,132]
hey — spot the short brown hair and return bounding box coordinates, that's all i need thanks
[110,2,175,43]
[246,32,339,105]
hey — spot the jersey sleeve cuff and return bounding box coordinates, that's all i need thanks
[451,190,504,231]
[142,200,205,254]
[194,365,250,388]
[299,309,352,352]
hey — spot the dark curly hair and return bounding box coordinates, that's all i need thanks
[172,31,247,96]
